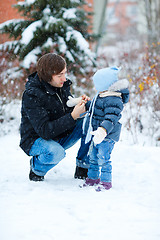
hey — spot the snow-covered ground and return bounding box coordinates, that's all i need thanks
[0,128,160,240]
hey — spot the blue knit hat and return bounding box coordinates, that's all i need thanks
[93,66,120,92]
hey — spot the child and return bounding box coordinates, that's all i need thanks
[82,67,129,190]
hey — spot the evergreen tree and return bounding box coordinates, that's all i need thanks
[0,0,98,81]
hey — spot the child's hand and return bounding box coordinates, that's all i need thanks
[81,94,90,103]
[91,127,107,145]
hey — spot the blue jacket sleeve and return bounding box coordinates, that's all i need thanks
[100,96,123,135]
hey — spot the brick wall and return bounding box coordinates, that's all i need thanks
[0,0,24,43]
[107,1,138,36]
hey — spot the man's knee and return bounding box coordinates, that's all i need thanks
[42,141,66,164]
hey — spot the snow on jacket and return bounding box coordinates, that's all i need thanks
[20,72,76,155]
[83,79,129,142]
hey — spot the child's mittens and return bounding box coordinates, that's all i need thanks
[91,127,107,145]
[66,96,82,107]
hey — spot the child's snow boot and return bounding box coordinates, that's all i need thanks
[83,177,100,187]
[96,182,112,191]
[101,182,112,190]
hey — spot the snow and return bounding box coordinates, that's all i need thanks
[20,20,42,45]
[0,19,25,29]
[66,50,75,62]
[0,101,160,240]
[63,8,77,19]
[17,0,36,6]
[43,7,51,15]
[1,67,23,85]
[22,47,41,68]
[58,36,67,52]
[66,27,94,58]
[43,38,54,48]
[45,16,59,29]
[0,40,18,52]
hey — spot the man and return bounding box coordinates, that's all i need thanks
[20,53,90,181]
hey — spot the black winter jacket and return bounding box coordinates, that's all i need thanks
[20,72,76,155]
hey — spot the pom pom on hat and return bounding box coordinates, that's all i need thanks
[92,66,120,92]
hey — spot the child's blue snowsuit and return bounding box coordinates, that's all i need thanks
[84,77,129,183]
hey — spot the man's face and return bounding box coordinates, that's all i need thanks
[50,67,67,88]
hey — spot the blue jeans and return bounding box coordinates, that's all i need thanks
[76,133,91,169]
[29,119,90,176]
[88,139,115,182]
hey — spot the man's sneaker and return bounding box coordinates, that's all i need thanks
[74,166,88,179]
[29,169,44,182]
[83,178,100,187]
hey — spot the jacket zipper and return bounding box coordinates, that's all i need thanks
[56,92,65,113]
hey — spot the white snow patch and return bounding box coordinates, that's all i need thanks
[58,36,67,52]
[63,8,77,19]
[66,27,92,56]
[42,38,54,48]
[0,100,160,240]
[0,19,25,29]
[20,20,42,45]
[17,0,36,6]
[22,47,41,68]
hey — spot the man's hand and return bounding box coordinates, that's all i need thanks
[71,101,86,120]
[91,127,107,145]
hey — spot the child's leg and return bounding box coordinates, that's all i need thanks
[97,140,115,183]
[76,134,90,169]
[87,142,100,180]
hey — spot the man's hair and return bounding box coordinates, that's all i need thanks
[37,53,66,82]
